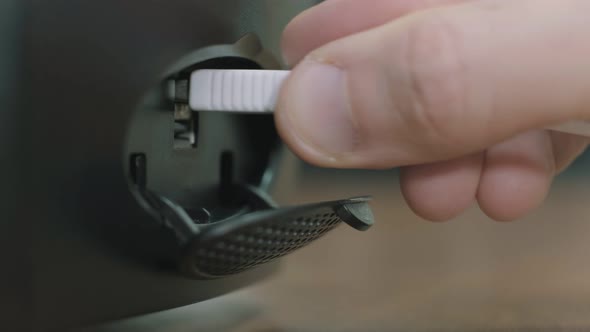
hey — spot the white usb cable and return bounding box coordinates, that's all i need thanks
[189,69,289,113]
[188,69,590,137]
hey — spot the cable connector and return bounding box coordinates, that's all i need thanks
[184,69,590,138]
[189,69,290,113]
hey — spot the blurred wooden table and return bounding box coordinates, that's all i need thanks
[92,162,590,332]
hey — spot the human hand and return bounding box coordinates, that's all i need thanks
[275,0,590,222]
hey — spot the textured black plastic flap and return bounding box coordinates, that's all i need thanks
[143,186,374,279]
[181,196,373,279]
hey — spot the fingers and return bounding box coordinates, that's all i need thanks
[400,153,483,222]
[282,0,467,65]
[276,0,590,169]
[477,131,555,222]
[401,130,576,222]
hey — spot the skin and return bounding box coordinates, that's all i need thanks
[275,0,590,222]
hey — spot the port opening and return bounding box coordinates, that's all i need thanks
[173,103,199,150]
[119,32,285,274]
[126,54,278,226]
[170,56,262,151]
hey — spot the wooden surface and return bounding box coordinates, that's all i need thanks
[91,161,590,332]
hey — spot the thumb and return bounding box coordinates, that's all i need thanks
[276,0,590,169]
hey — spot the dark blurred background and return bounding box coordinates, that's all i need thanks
[566,150,590,174]
[90,150,590,332]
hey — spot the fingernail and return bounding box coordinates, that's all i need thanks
[283,59,356,156]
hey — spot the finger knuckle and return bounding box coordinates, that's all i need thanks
[401,16,470,144]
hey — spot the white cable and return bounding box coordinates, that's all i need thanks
[188,69,590,138]
[189,69,290,113]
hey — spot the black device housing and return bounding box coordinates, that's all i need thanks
[0,1,377,331]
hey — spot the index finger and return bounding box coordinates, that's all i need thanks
[282,0,468,65]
